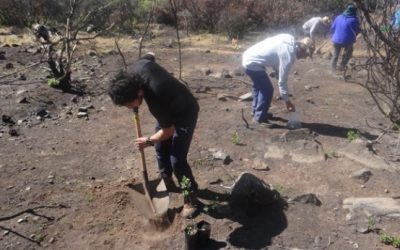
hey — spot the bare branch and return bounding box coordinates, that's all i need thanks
[169,0,184,83]
[138,1,155,59]
[114,38,127,70]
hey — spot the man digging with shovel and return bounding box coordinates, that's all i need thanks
[108,54,199,219]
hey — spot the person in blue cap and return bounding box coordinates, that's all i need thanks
[330,3,360,73]
[391,4,400,31]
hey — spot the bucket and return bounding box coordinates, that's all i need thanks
[286,111,302,129]
[197,220,211,247]
[184,224,198,250]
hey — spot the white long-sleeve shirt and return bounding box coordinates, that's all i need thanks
[302,17,323,38]
[242,34,296,101]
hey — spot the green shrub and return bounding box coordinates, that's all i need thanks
[346,130,360,141]
[47,78,59,88]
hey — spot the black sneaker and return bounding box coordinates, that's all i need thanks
[162,176,180,192]
[252,117,274,128]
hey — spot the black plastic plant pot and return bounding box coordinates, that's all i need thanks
[197,220,211,247]
[184,224,198,250]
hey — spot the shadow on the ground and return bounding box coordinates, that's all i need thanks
[196,188,288,249]
[301,122,378,140]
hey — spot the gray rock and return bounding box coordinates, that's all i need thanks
[17,96,29,104]
[212,150,231,165]
[292,193,322,206]
[337,139,398,172]
[77,112,88,118]
[355,225,370,234]
[343,197,400,218]
[230,172,276,212]
[201,68,212,76]
[264,145,286,159]
[86,49,97,56]
[271,128,316,143]
[221,69,232,78]
[351,168,373,182]
[232,68,244,76]
[217,93,228,101]
[78,107,88,112]
[289,140,326,163]
[239,92,252,101]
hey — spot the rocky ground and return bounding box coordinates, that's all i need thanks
[0,26,399,250]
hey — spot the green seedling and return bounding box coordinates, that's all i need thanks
[84,191,95,202]
[346,130,360,141]
[274,184,286,196]
[180,176,192,201]
[367,216,376,229]
[231,131,241,145]
[47,78,59,88]
[203,196,220,213]
[379,232,400,248]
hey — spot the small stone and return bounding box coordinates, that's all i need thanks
[77,112,88,118]
[239,92,253,101]
[384,189,389,193]
[361,185,366,188]
[3,230,9,236]
[217,93,228,101]
[30,234,36,239]
[353,243,359,248]
[25,186,31,191]
[48,237,55,243]
[78,107,88,112]
[17,218,24,223]
[292,193,322,206]
[5,62,13,69]
[351,168,373,182]
[356,226,370,234]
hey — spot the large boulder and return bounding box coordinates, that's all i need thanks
[230,172,277,213]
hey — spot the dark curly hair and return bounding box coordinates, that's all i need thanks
[108,70,144,106]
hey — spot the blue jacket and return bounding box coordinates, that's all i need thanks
[331,14,360,45]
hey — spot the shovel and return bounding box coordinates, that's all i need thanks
[130,107,170,227]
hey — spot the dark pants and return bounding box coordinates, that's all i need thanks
[154,112,198,192]
[245,69,274,122]
[331,43,353,71]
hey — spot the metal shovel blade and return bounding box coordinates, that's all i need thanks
[128,178,169,218]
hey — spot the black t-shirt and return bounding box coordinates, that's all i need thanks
[129,59,199,128]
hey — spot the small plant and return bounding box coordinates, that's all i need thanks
[379,232,400,248]
[47,78,59,88]
[180,176,192,201]
[367,216,376,229]
[346,130,360,141]
[193,158,204,167]
[185,224,197,236]
[274,184,286,196]
[84,191,95,202]
[231,131,241,145]
[324,149,338,159]
[203,196,220,213]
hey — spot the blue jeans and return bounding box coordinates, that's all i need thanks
[245,69,274,122]
[154,113,198,191]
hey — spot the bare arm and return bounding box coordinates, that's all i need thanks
[135,125,175,149]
